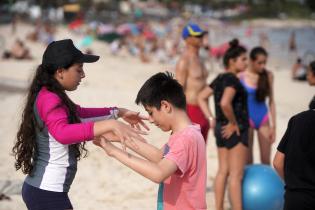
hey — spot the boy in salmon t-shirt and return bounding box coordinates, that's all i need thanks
[94,72,207,210]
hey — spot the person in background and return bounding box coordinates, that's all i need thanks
[238,46,276,165]
[198,39,249,210]
[175,23,211,142]
[273,112,315,210]
[291,57,307,81]
[273,60,315,210]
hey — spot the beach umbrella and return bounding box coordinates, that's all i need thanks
[98,24,115,35]
[117,23,140,36]
[116,23,131,35]
[68,18,84,30]
[77,35,94,49]
[143,29,156,40]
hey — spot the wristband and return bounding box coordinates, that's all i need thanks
[112,107,119,119]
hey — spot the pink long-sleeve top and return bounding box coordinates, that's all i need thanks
[36,87,117,145]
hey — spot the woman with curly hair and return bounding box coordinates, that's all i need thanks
[12,39,147,210]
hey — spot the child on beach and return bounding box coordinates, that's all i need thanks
[238,46,276,165]
[198,39,249,210]
[12,39,148,210]
[94,72,207,210]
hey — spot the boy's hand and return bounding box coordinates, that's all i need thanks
[221,123,240,139]
[93,137,102,147]
[99,122,147,151]
[101,132,120,142]
[112,120,147,151]
[119,108,150,131]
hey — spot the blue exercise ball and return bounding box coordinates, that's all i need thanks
[242,164,284,210]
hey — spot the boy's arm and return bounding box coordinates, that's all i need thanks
[96,139,177,183]
[273,151,285,180]
[100,132,163,163]
[125,139,164,163]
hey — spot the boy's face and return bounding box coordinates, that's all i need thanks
[144,101,171,132]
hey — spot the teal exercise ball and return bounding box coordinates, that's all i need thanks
[242,164,284,210]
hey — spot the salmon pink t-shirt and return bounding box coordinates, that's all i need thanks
[157,124,207,210]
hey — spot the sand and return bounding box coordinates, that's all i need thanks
[0,21,314,210]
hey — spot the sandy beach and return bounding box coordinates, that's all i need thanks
[0,21,314,210]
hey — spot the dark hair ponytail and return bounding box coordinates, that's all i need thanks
[250,47,270,102]
[256,70,270,102]
[223,39,247,68]
[13,64,87,175]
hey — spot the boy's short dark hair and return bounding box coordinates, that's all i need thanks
[135,72,186,110]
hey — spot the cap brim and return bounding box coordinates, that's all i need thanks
[186,31,207,39]
[195,31,207,37]
[77,54,100,63]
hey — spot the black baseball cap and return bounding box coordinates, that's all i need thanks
[42,39,99,69]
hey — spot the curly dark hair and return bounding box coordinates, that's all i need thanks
[12,63,87,175]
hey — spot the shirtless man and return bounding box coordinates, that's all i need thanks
[175,23,211,141]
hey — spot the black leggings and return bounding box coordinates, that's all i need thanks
[22,182,73,210]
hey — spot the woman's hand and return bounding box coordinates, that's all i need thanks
[99,130,145,148]
[221,123,240,139]
[118,108,149,131]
